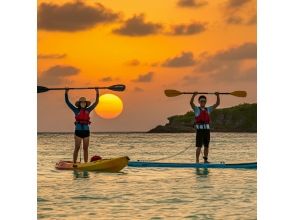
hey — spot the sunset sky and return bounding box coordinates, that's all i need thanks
[37,0,256,132]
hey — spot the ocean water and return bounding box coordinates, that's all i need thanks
[38,133,256,220]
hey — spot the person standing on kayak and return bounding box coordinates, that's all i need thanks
[190,92,220,163]
[65,88,99,165]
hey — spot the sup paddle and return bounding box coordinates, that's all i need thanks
[37,84,126,93]
[164,90,247,97]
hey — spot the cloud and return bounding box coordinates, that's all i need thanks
[38,53,67,59]
[177,0,208,8]
[223,0,256,25]
[100,77,113,82]
[162,52,197,67]
[226,0,251,9]
[226,14,256,25]
[196,43,256,72]
[126,59,140,66]
[241,66,257,81]
[182,75,200,84]
[134,87,144,92]
[208,60,241,81]
[133,72,154,82]
[168,22,206,35]
[192,43,257,82]
[113,14,162,36]
[247,14,256,25]
[38,65,80,85]
[193,60,256,83]
[213,42,256,60]
[209,61,256,82]
[226,16,243,24]
[38,2,119,32]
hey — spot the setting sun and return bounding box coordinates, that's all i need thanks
[95,94,123,119]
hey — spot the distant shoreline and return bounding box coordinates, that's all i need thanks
[38,104,257,134]
[148,103,257,133]
[37,131,257,134]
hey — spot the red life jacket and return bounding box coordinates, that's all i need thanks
[75,109,91,125]
[195,107,210,124]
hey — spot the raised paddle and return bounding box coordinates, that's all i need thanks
[37,84,126,93]
[164,90,247,97]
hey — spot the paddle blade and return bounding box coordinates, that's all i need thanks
[108,84,126,92]
[164,90,182,97]
[37,86,49,93]
[230,91,247,97]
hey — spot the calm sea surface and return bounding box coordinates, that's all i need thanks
[38,133,256,220]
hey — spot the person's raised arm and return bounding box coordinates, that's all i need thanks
[211,92,220,110]
[190,92,198,111]
[88,88,99,112]
[65,89,76,112]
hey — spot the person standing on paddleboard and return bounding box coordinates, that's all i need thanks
[190,92,220,163]
[65,88,99,165]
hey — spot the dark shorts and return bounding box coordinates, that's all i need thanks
[75,130,90,138]
[196,129,210,148]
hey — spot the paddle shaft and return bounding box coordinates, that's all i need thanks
[164,89,246,97]
[181,92,230,95]
[46,87,109,91]
[38,84,126,93]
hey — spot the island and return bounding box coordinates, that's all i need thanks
[148,103,257,133]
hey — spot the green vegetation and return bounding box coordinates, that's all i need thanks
[148,103,257,133]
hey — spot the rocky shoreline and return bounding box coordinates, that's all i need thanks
[148,103,257,133]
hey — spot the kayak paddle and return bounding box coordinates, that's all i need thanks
[37,84,126,93]
[164,90,247,97]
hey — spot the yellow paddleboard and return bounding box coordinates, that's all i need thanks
[55,156,129,172]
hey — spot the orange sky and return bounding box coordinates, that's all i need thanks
[37,0,256,132]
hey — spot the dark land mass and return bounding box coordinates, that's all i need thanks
[148,103,257,133]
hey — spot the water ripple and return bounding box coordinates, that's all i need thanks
[38,133,256,220]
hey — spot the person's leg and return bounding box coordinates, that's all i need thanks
[196,130,203,163]
[196,147,201,163]
[83,137,89,162]
[203,147,209,162]
[74,135,82,163]
[203,130,210,163]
